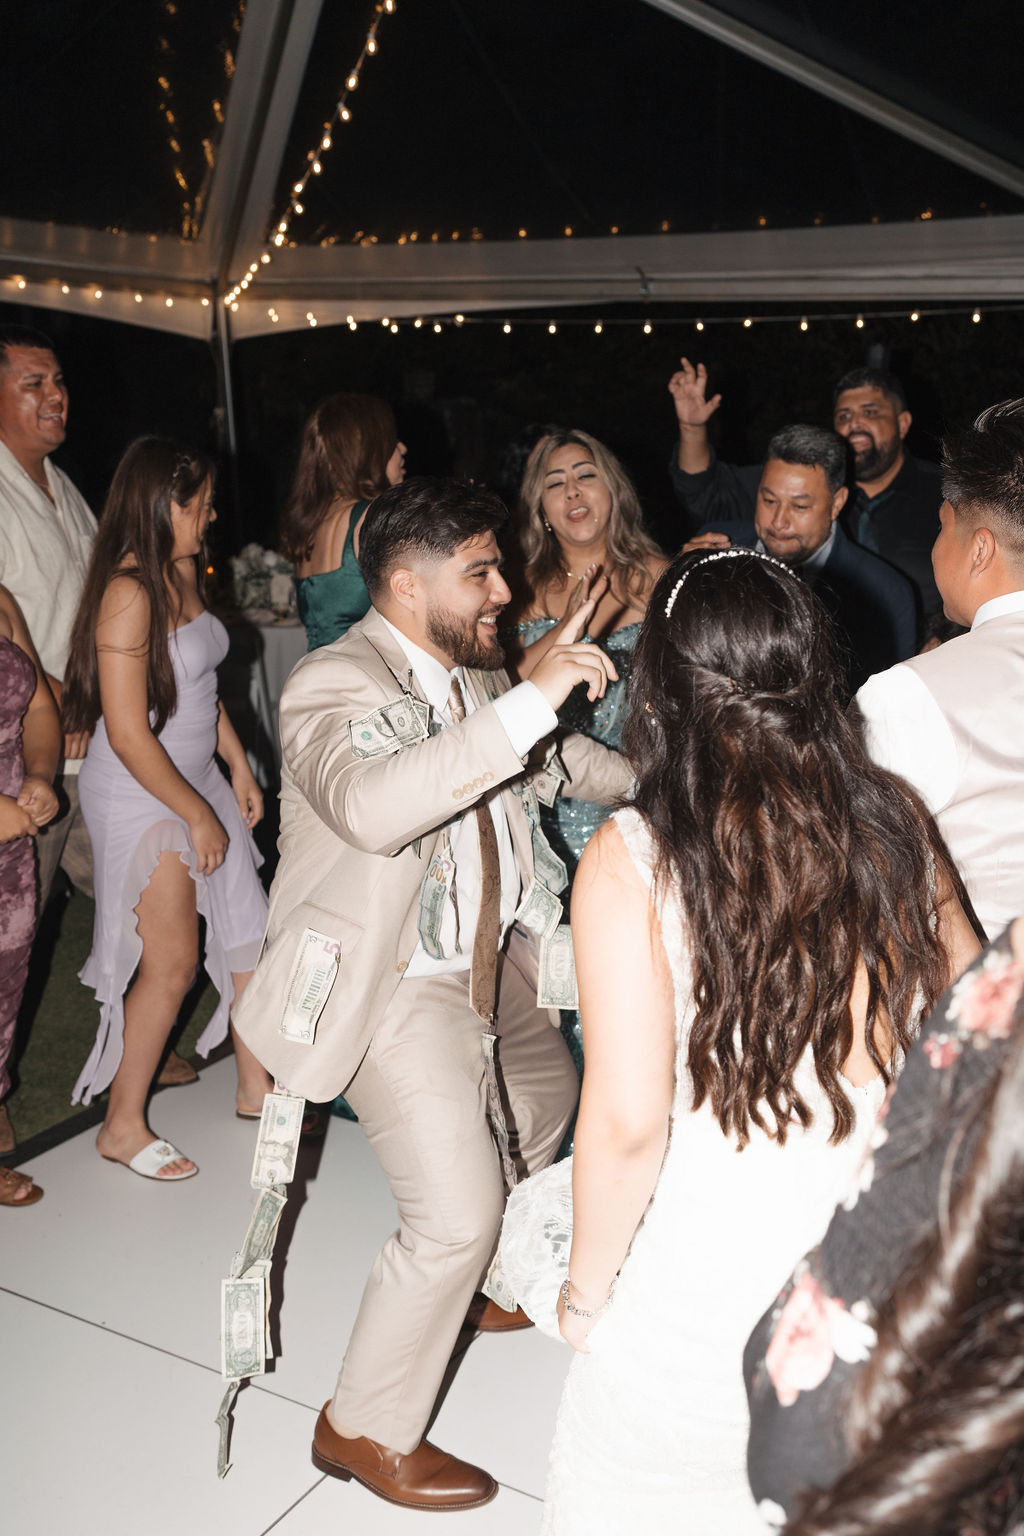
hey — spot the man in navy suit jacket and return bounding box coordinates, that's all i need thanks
[683,424,916,694]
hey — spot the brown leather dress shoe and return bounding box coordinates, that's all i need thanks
[467,1292,535,1333]
[311,1406,498,1511]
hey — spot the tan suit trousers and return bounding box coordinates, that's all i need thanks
[330,941,577,1452]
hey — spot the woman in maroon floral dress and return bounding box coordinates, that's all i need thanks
[0,582,60,1205]
[745,921,1024,1534]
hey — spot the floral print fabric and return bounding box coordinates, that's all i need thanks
[744,927,1024,1523]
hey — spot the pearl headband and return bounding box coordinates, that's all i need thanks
[663,547,795,619]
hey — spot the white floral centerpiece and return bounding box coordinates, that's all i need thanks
[229,543,297,620]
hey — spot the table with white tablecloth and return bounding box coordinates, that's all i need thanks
[218,614,307,785]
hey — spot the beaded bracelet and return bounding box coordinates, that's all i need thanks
[559,1276,612,1318]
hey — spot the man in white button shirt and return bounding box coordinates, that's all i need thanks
[856,397,1024,939]
[0,325,96,906]
[234,477,632,1511]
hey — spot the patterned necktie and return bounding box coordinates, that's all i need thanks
[448,675,501,1023]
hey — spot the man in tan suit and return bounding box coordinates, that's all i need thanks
[234,477,632,1511]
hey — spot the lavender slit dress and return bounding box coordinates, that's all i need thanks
[74,610,268,1105]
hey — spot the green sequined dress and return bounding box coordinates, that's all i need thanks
[514,617,639,1075]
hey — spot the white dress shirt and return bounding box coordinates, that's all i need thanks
[379,616,558,977]
[0,438,96,682]
[856,589,1024,936]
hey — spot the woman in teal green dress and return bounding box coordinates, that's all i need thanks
[280,394,405,1119]
[280,393,406,653]
[509,429,666,1075]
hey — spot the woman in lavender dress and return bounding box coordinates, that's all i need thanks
[63,439,272,1180]
[0,584,59,1205]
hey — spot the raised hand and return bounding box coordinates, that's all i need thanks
[667,358,722,429]
[530,601,619,710]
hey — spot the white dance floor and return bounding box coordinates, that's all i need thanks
[2,1057,568,1533]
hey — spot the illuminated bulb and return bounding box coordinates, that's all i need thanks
[270,313,279,323]
[347,74,358,89]
[910,310,920,321]
[594,323,603,334]
[165,297,174,308]
[503,322,511,333]
[223,295,232,307]
[367,36,377,53]
[278,220,288,232]
[548,322,557,334]
[94,288,103,299]
[972,310,982,323]
[385,0,395,10]
[390,322,398,333]
[201,297,210,306]
[231,302,239,312]
[610,225,619,234]
[340,107,351,121]
[433,322,442,333]
[800,318,808,331]
[61,284,70,295]
[260,253,271,263]
[293,181,304,194]
[758,216,767,228]
[856,315,864,328]
[294,203,304,215]
[414,317,423,328]
[249,263,258,273]
[454,313,465,325]
[743,317,753,327]
[16,278,26,290]
[348,319,358,331]
[451,231,460,240]
[518,228,527,238]
[321,134,331,150]
[308,316,317,327]
[696,320,704,331]
[643,322,652,334]
[564,226,573,237]
[274,233,285,246]
[312,160,322,174]
[381,316,390,327]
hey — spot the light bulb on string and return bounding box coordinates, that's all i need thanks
[972,310,981,323]
[856,315,864,328]
[799,318,808,331]
[390,322,398,333]
[548,322,557,334]
[433,322,442,333]
[695,320,704,331]
[503,322,512,333]
[643,322,652,334]
[743,317,753,328]
[910,310,920,321]
[594,322,603,334]
[414,317,423,328]
[61,285,70,295]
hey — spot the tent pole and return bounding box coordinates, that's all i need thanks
[211,301,242,546]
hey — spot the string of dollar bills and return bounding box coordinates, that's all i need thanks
[216,1089,308,1476]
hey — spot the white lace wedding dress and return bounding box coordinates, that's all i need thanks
[538,808,888,1534]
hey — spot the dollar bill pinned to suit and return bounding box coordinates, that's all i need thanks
[537,923,579,1009]
[279,927,340,1045]
[531,748,569,808]
[514,877,563,941]
[250,1092,306,1188]
[221,1276,266,1380]
[531,827,568,895]
[350,696,430,758]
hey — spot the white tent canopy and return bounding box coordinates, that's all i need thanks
[2,0,1021,347]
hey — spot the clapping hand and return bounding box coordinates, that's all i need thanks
[17,774,59,828]
[667,358,722,429]
[0,792,37,842]
[530,601,619,709]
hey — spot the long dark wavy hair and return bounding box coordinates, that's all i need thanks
[63,436,214,736]
[623,549,953,1147]
[279,392,398,564]
[784,1003,1024,1535]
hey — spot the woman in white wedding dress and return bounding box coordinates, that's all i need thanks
[540,548,979,1534]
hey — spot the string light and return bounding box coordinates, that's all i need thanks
[594,322,603,334]
[856,315,864,328]
[799,317,808,331]
[227,0,397,306]
[695,319,704,331]
[973,310,982,323]
[642,321,652,334]
[548,322,557,334]
[390,322,398,333]
[743,317,753,327]
[910,310,920,321]
[157,0,244,238]
[433,322,442,333]
[503,321,512,333]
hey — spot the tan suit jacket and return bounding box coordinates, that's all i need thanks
[233,608,631,1099]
